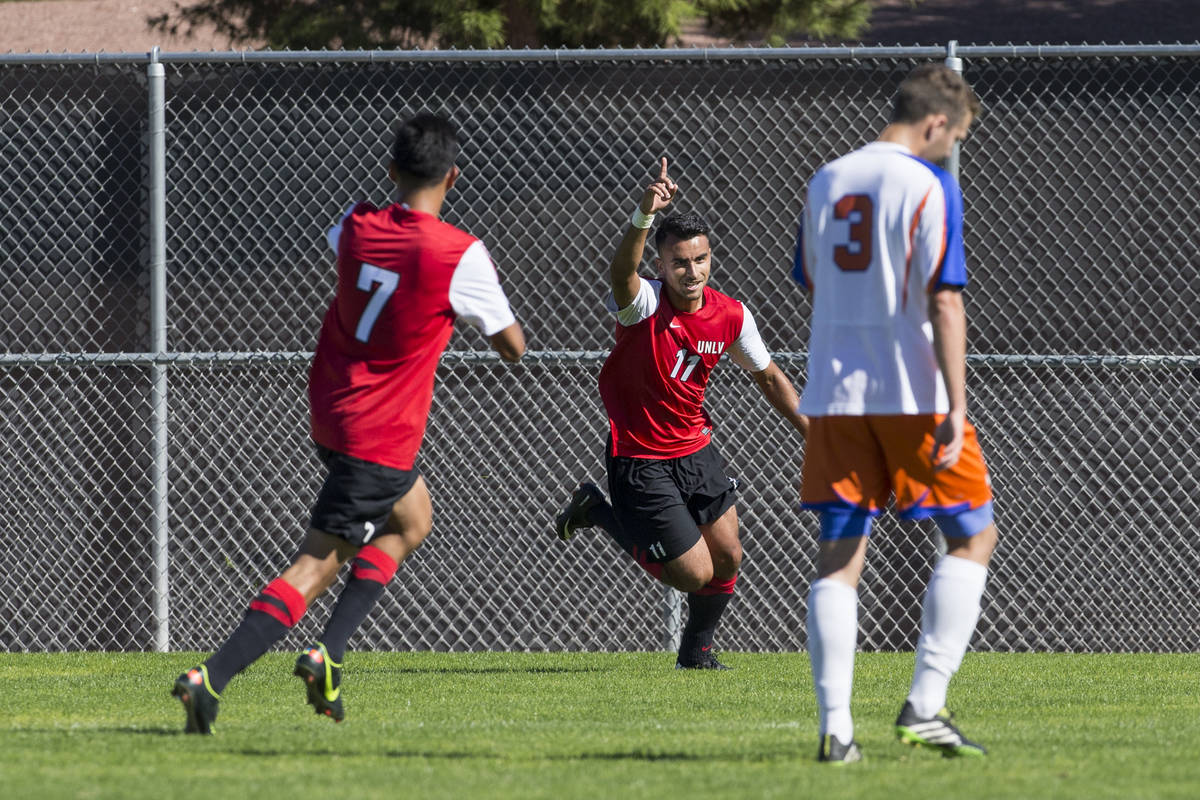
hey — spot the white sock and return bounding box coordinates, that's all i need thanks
[907,554,988,718]
[806,577,858,743]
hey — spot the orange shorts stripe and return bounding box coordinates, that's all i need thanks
[800,414,992,517]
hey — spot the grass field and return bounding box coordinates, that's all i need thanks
[3,651,1198,799]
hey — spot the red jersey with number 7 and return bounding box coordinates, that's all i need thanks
[599,278,771,459]
[309,202,516,471]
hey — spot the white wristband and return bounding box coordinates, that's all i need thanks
[631,208,655,229]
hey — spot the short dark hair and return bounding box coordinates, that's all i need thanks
[890,64,982,126]
[390,113,459,187]
[654,210,711,252]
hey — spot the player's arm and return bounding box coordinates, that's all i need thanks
[610,157,677,308]
[751,361,808,438]
[921,172,970,472]
[451,241,525,363]
[727,305,807,437]
[488,321,525,363]
[929,287,967,470]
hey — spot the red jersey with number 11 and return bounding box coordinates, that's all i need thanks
[309,202,515,471]
[599,279,753,459]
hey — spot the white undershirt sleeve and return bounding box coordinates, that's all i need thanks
[727,303,772,372]
[326,204,357,255]
[449,240,517,336]
[604,277,661,326]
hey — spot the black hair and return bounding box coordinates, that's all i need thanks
[390,112,459,187]
[654,210,711,252]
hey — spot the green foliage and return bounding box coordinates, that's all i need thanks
[3,652,1200,799]
[148,0,874,49]
[149,0,511,50]
[535,0,699,48]
[699,0,872,46]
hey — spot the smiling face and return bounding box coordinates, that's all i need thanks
[655,234,711,312]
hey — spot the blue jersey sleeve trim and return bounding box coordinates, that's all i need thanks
[908,156,968,289]
[791,222,809,289]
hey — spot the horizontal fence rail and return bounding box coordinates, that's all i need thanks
[1,44,1198,655]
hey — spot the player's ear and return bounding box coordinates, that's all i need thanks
[925,113,949,143]
[387,160,401,185]
[444,165,461,191]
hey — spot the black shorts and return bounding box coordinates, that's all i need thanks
[309,445,421,546]
[605,442,738,564]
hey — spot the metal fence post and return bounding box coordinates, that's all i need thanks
[933,39,966,564]
[147,47,170,652]
[944,40,963,179]
[663,586,682,652]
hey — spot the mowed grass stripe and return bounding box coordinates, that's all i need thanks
[2,652,1198,799]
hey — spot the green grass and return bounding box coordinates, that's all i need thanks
[3,652,1198,799]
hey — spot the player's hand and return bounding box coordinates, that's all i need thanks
[931,410,965,472]
[639,157,678,215]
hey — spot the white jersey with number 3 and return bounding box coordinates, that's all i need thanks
[793,141,969,416]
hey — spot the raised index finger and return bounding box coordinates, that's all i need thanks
[659,157,669,181]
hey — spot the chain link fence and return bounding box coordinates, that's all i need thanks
[2,45,1198,654]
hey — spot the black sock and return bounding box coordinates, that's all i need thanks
[588,499,634,551]
[204,578,306,694]
[204,611,289,694]
[319,545,398,663]
[681,591,735,651]
[320,580,386,663]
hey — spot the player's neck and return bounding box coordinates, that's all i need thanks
[396,187,447,218]
[876,124,919,154]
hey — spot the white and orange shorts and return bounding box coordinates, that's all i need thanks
[800,414,994,540]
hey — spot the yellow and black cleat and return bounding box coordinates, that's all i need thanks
[172,665,220,735]
[294,642,345,722]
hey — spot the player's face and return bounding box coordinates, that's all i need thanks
[656,235,711,310]
[919,113,974,162]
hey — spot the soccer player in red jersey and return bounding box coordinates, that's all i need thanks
[555,158,808,669]
[173,113,525,734]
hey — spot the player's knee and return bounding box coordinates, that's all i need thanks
[679,563,714,593]
[712,541,742,578]
[664,558,712,592]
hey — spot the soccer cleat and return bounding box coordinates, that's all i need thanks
[554,482,605,541]
[675,643,731,670]
[172,665,220,735]
[817,734,863,764]
[294,642,345,722]
[895,701,987,757]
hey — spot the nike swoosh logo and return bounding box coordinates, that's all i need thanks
[669,321,682,329]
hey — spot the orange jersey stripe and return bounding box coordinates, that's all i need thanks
[901,185,934,310]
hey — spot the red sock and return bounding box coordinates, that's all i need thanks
[249,577,308,627]
[630,544,665,581]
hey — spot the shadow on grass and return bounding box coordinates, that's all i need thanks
[10,726,186,737]
[213,747,757,762]
[351,665,609,676]
[380,749,733,762]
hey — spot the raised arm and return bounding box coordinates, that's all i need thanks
[929,286,967,471]
[610,157,678,308]
[751,361,808,438]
